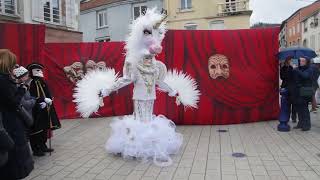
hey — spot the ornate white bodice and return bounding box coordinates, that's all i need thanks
[109,59,175,100]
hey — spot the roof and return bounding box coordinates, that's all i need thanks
[80,0,125,11]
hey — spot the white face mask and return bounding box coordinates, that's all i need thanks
[32,68,44,78]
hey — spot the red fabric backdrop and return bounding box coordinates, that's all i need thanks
[158,29,280,125]
[42,42,134,119]
[0,22,280,125]
[0,23,45,66]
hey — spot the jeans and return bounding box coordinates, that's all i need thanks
[295,102,311,130]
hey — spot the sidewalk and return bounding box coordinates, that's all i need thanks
[24,110,320,180]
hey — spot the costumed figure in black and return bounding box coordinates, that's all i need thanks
[27,63,61,156]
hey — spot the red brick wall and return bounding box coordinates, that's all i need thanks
[45,27,83,43]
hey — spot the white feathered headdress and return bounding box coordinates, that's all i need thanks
[124,8,167,66]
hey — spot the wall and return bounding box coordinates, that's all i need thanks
[286,13,301,46]
[80,0,163,42]
[45,27,83,43]
[167,13,250,30]
[302,11,320,55]
[79,11,97,42]
[164,0,251,30]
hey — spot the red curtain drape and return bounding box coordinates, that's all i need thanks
[0,23,45,66]
[42,42,134,119]
[0,22,280,125]
[155,28,280,124]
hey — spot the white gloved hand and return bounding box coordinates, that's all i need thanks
[39,102,46,109]
[168,90,177,97]
[100,89,111,97]
[44,98,53,105]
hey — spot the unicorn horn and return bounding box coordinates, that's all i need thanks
[154,15,167,29]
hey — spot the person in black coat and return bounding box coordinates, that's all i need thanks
[310,63,320,112]
[280,57,297,122]
[0,49,34,179]
[292,57,313,131]
[27,63,61,156]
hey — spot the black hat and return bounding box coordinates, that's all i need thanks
[27,62,44,71]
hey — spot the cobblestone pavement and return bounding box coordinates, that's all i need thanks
[23,111,320,180]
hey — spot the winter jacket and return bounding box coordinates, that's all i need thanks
[0,73,34,179]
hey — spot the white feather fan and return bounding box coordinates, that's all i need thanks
[73,68,118,118]
[161,70,200,109]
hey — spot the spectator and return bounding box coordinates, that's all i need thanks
[0,49,34,179]
[310,59,320,112]
[12,66,47,137]
[280,56,297,122]
[292,57,313,131]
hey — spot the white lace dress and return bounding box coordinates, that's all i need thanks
[105,59,183,166]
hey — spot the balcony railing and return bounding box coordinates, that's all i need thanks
[0,0,19,16]
[217,0,250,16]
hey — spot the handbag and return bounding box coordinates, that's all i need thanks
[299,86,314,98]
[16,105,34,128]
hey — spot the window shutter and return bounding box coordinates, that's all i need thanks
[32,0,44,22]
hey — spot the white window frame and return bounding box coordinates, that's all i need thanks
[97,10,108,29]
[0,0,19,16]
[209,20,225,30]
[43,0,62,25]
[184,23,197,30]
[95,36,110,42]
[181,0,192,10]
[132,4,147,20]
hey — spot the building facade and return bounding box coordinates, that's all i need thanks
[281,0,320,48]
[164,0,252,30]
[0,0,82,42]
[301,10,320,55]
[80,0,163,42]
[279,22,287,49]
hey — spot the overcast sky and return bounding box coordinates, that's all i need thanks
[250,0,315,25]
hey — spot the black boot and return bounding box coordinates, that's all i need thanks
[41,143,54,153]
[33,145,45,156]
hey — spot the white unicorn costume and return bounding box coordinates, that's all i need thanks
[73,8,200,166]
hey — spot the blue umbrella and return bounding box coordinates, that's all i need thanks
[277,46,317,60]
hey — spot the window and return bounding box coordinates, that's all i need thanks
[225,0,236,12]
[133,5,147,20]
[303,39,307,47]
[181,0,192,10]
[0,0,18,15]
[43,0,60,24]
[303,21,308,32]
[310,35,316,50]
[296,23,300,33]
[184,23,197,30]
[97,10,107,28]
[292,26,295,35]
[209,20,225,30]
[95,37,110,42]
[289,28,292,37]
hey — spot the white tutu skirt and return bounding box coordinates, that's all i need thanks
[105,115,183,166]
